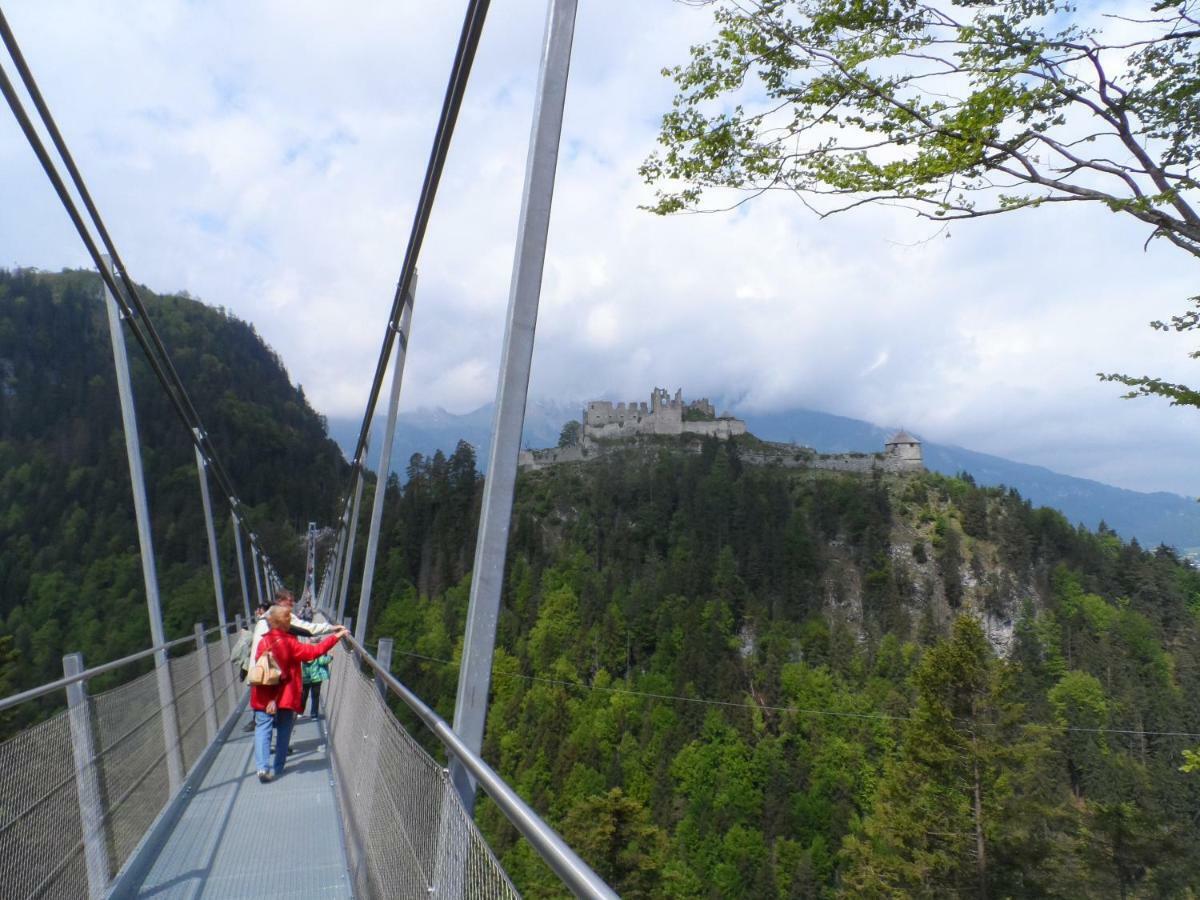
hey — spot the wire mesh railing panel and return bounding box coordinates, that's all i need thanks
[0,710,91,900]
[439,785,522,900]
[169,651,208,774]
[92,669,171,872]
[207,639,238,723]
[325,665,519,900]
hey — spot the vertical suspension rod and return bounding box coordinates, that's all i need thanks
[100,255,183,793]
[193,431,229,650]
[355,276,418,645]
[337,461,368,622]
[231,511,252,621]
[451,0,578,814]
[250,544,265,609]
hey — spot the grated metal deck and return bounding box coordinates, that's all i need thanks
[130,714,354,899]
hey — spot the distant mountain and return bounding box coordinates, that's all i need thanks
[326,398,582,478]
[327,402,1200,553]
[742,407,1200,553]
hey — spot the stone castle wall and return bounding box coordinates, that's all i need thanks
[739,448,921,474]
[685,419,747,440]
[520,438,923,474]
[518,445,589,471]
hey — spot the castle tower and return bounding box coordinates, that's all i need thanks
[884,429,923,470]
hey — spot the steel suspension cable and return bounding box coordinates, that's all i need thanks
[0,28,276,569]
[333,0,492,541]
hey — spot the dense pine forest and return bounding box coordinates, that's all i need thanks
[0,268,347,724]
[351,441,1200,898]
[5,268,1200,896]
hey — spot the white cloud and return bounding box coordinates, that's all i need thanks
[0,0,1197,496]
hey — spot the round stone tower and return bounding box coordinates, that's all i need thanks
[884,429,923,471]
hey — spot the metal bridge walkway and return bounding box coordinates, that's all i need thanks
[126,714,352,899]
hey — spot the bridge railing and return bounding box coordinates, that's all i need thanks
[324,627,616,900]
[0,620,243,900]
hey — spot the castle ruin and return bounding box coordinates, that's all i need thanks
[518,388,924,476]
[583,387,746,442]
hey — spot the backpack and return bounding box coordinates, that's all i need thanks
[230,629,253,671]
[248,637,283,686]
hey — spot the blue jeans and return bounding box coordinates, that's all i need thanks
[253,710,273,773]
[253,709,296,775]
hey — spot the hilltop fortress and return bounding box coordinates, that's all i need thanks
[519,388,924,476]
[584,387,747,441]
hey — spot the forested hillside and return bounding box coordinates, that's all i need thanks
[0,268,348,720]
[351,439,1200,898]
[6,265,1200,896]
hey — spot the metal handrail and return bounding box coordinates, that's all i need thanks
[334,627,618,900]
[0,622,235,713]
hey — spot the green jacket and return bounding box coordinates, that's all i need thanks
[302,654,332,684]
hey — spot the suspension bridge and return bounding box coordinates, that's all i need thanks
[0,0,617,896]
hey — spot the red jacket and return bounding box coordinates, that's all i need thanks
[251,629,341,712]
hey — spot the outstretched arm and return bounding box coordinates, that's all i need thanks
[288,614,337,637]
[292,627,346,663]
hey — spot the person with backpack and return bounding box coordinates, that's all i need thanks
[300,642,332,720]
[250,604,346,782]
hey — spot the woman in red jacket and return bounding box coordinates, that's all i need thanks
[252,605,347,782]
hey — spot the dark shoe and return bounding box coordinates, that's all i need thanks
[287,746,294,755]
[257,770,272,783]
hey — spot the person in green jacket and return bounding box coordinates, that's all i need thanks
[300,644,332,719]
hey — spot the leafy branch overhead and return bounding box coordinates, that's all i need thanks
[642,0,1200,405]
[643,0,1199,253]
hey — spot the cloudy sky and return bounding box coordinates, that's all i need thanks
[1,1,1197,496]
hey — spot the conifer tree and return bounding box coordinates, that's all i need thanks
[839,616,1064,897]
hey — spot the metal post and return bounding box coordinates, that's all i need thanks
[451,0,578,814]
[250,543,264,609]
[337,463,368,622]
[194,623,219,744]
[356,276,418,646]
[194,436,229,652]
[375,638,393,702]
[231,613,245,710]
[231,513,252,620]
[302,522,317,607]
[330,525,348,614]
[100,255,183,794]
[64,653,108,898]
